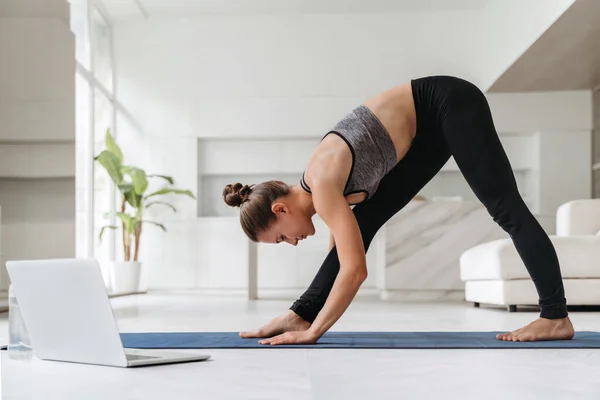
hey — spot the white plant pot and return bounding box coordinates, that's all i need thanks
[109,261,142,294]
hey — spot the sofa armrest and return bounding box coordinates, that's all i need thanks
[556,199,600,236]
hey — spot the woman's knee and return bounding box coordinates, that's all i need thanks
[486,195,532,235]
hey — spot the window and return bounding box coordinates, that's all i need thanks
[69,0,91,70]
[75,72,92,258]
[92,89,114,265]
[71,1,116,279]
[91,8,113,92]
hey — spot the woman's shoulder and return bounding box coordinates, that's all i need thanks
[303,136,352,191]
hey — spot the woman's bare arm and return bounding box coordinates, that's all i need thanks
[306,180,367,338]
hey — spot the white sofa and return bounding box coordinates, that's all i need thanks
[460,199,600,311]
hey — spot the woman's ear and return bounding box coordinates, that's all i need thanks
[271,202,287,214]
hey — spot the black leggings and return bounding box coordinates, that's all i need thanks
[290,75,568,322]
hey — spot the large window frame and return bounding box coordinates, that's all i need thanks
[72,0,117,270]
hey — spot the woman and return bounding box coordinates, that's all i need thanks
[223,75,575,345]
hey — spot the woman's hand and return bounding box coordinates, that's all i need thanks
[240,310,311,339]
[258,330,320,346]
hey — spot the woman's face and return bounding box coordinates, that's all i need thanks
[256,202,315,245]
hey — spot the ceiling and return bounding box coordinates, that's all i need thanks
[489,0,600,92]
[96,0,489,21]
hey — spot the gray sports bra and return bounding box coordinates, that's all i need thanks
[300,104,397,205]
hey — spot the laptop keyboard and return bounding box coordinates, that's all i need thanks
[126,354,161,361]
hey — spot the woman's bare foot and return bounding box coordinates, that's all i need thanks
[496,316,574,342]
[240,310,311,339]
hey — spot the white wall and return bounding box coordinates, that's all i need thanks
[486,90,592,231]
[112,10,592,294]
[0,0,75,290]
[480,0,575,89]
[106,0,576,90]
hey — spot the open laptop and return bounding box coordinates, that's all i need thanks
[6,258,210,367]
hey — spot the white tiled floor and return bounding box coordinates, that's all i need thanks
[2,292,600,399]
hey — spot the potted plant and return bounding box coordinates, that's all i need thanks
[95,129,195,294]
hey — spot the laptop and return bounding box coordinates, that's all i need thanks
[6,258,210,367]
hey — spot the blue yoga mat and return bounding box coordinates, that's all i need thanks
[120,331,600,349]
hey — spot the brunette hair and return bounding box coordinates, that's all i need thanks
[222,181,290,241]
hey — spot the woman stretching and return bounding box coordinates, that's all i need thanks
[223,75,574,345]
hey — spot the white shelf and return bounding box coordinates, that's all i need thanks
[197,134,537,175]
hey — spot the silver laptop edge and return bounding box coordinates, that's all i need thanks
[6,258,210,367]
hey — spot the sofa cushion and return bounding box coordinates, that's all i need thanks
[465,279,600,306]
[556,199,600,236]
[460,236,600,281]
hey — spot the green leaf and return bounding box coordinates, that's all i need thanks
[105,129,123,163]
[94,150,122,185]
[141,220,167,232]
[115,212,132,224]
[115,212,135,234]
[145,188,196,200]
[117,182,140,209]
[118,182,133,194]
[145,201,177,213]
[147,175,174,185]
[122,166,148,195]
[126,191,143,209]
[99,225,118,241]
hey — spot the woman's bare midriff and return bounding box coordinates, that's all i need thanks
[304,82,417,205]
[363,81,417,163]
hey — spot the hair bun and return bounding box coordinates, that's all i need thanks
[223,183,252,208]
